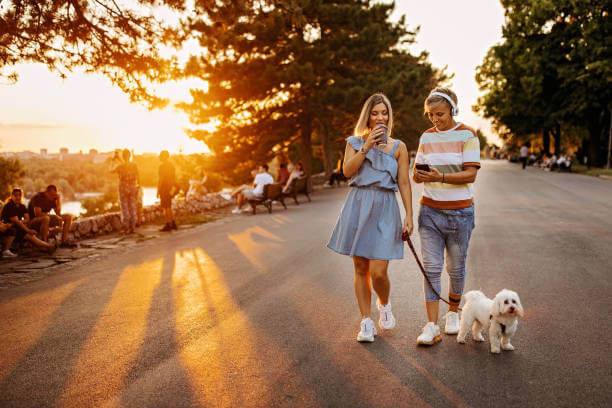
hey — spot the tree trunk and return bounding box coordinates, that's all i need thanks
[607,107,611,170]
[320,120,334,178]
[587,110,607,167]
[552,123,561,154]
[542,128,550,155]
[299,116,313,191]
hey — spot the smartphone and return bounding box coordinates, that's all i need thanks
[415,163,431,172]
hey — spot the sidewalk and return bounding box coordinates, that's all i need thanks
[0,206,235,289]
[0,180,329,289]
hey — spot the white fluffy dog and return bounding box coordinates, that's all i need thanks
[456,289,523,353]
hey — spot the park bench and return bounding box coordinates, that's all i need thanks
[282,176,311,205]
[248,183,287,214]
[558,160,572,172]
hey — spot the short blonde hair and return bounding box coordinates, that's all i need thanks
[424,87,458,114]
[354,93,393,137]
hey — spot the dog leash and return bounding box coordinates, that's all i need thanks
[402,231,462,311]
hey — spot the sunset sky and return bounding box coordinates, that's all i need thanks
[0,0,505,154]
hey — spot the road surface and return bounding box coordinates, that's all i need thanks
[1,160,611,407]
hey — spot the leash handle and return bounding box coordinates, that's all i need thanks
[402,231,460,310]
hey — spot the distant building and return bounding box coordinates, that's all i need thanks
[40,148,48,158]
[59,147,68,161]
[92,152,112,164]
[16,151,38,160]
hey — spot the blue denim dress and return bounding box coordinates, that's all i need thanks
[327,136,404,260]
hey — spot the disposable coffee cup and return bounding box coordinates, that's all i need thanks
[375,124,388,145]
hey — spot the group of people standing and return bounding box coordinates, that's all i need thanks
[327,88,480,346]
[0,149,181,258]
[111,149,178,233]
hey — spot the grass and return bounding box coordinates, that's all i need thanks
[151,213,216,226]
[570,163,612,178]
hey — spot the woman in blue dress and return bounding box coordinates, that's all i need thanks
[327,93,413,342]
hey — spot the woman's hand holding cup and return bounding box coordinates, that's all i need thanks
[364,126,384,152]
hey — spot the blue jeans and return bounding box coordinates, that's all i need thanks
[418,204,475,302]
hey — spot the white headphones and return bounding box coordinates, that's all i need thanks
[429,91,459,116]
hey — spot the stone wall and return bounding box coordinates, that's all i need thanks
[62,193,232,243]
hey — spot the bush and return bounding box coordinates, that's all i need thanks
[81,188,120,217]
[204,172,224,193]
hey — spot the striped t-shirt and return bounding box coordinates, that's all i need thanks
[414,123,481,209]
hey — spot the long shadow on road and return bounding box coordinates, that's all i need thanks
[0,263,127,407]
[118,250,197,407]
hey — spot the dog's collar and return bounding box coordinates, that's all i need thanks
[490,314,506,334]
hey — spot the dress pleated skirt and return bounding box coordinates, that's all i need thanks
[327,186,404,260]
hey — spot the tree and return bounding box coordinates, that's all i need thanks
[475,0,611,163]
[178,0,445,182]
[476,129,488,151]
[0,0,182,108]
[0,157,24,199]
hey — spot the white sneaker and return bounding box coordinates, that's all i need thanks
[444,311,460,335]
[231,208,242,214]
[2,249,17,258]
[357,317,376,342]
[377,300,396,330]
[417,322,442,346]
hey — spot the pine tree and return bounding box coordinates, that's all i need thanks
[178,0,444,182]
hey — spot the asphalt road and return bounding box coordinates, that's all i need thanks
[0,160,611,408]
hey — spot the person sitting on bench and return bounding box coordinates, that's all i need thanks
[324,153,347,187]
[233,164,274,214]
[282,162,304,193]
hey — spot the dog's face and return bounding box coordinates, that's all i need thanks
[492,289,523,318]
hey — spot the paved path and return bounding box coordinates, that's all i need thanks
[0,161,610,407]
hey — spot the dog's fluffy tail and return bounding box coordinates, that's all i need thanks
[463,290,485,303]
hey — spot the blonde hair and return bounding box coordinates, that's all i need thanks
[424,87,458,114]
[354,93,393,137]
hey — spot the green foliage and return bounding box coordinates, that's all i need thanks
[178,1,446,183]
[476,129,488,151]
[203,172,224,193]
[132,155,160,187]
[475,0,611,164]
[20,158,113,199]
[0,0,181,108]
[80,187,120,217]
[0,157,25,199]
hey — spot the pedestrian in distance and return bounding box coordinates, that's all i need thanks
[157,150,178,232]
[520,143,529,169]
[412,87,480,346]
[327,92,413,343]
[112,149,140,234]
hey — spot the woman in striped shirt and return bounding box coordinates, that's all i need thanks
[412,88,480,346]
